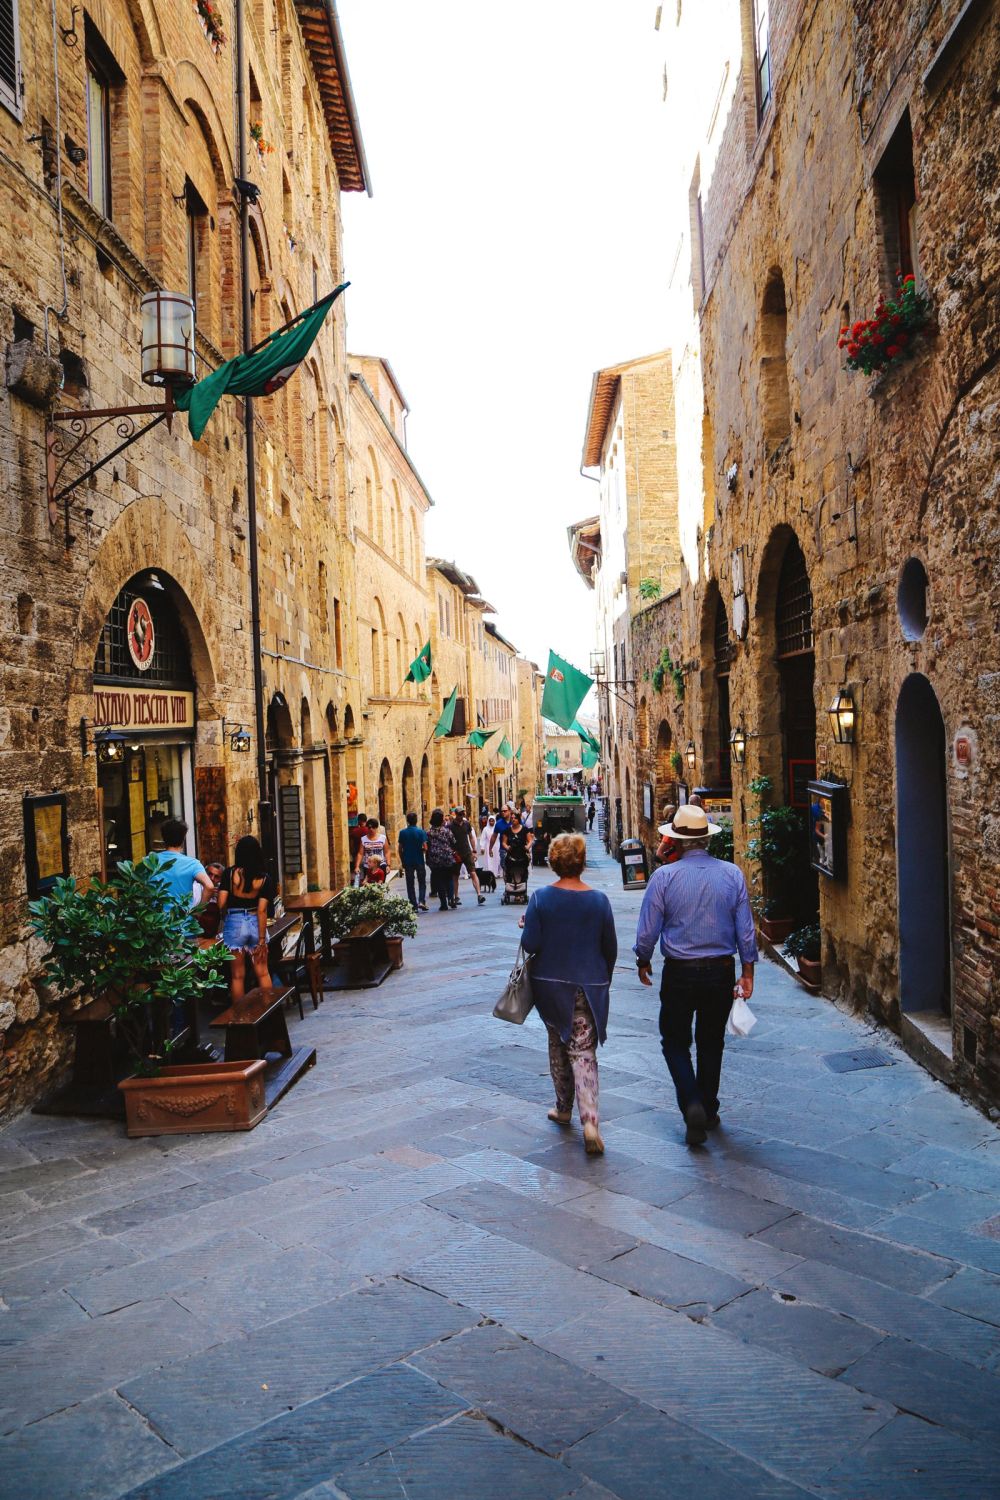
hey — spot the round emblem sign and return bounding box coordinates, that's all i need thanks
[126,598,155,671]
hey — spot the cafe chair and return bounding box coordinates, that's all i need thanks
[272,926,322,1019]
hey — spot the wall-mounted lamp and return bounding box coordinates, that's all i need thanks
[729,723,747,765]
[828,688,856,746]
[686,740,696,771]
[222,720,252,753]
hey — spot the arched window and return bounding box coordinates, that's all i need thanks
[761,272,791,450]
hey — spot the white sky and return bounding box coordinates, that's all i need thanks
[338,1,668,674]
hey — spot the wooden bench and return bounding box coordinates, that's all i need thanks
[326,917,392,991]
[209,986,295,1062]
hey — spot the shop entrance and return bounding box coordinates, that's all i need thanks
[92,574,197,872]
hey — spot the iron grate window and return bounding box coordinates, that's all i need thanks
[776,540,813,657]
[93,577,194,687]
[714,595,733,674]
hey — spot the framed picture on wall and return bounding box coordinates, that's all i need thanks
[23,794,69,899]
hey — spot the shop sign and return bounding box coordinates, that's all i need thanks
[126,598,155,671]
[93,685,194,732]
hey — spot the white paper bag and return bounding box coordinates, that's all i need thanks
[727,996,757,1038]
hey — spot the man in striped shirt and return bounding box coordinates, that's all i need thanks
[634,806,757,1145]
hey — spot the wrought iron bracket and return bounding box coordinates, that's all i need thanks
[46,391,175,547]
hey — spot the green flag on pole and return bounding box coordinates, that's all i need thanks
[497,735,514,760]
[571,719,601,755]
[468,727,496,749]
[406,641,432,684]
[175,285,349,440]
[514,743,522,760]
[434,687,458,739]
[582,744,600,770]
[545,749,559,767]
[541,651,593,732]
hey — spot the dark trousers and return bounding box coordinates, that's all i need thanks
[658,958,735,1117]
[404,864,426,908]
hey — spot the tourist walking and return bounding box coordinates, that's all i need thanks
[426,808,458,912]
[217,835,275,1003]
[450,807,486,906]
[478,814,503,888]
[397,811,429,912]
[520,833,617,1155]
[634,805,757,1145]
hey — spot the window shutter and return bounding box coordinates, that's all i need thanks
[0,0,22,119]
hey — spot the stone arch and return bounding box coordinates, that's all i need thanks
[896,674,951,1018]
[71,498,221,720]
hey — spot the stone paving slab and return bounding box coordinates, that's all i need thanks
[120,1364,467,1500]
[408,1322,636,1455]
[120,1279,476,1458]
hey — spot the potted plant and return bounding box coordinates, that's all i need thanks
[746,776,810,942]
[380,892,418,968]
[28,862,265,1137]
[785,921,822,987]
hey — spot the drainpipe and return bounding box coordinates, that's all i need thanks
[234,0,273,861]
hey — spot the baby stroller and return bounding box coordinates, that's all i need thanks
[501,853,530,905]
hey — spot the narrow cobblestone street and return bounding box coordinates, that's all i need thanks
[2,840,999,1498]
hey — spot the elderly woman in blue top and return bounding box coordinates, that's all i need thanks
[634,804,757,1145]
[520,832,618,1156]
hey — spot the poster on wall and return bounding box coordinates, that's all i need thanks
[808,779,847,880]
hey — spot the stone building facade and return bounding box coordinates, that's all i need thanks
[0,0,542,1119]
[647,0,1000,1103]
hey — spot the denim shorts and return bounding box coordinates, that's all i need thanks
[222,909,261,952]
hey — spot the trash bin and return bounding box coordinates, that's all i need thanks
[620,838,648,890]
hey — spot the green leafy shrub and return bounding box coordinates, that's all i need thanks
[28,861,229,1074]
[784,921,821,962]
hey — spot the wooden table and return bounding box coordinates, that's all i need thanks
[282,890,343,963]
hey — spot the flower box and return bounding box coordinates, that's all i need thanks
[119,1059,266,1137]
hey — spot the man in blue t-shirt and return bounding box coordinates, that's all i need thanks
[147,818,213,911]
[397,811,428,912]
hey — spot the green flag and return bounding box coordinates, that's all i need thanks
[175,285,348,440]
[545,749,559,767]
[582,744,600,769]
[434,687,458,739]
[571,718,601,755]
[468,727,496,749]
[497,735,514,760]
[541,651,593,732]
[406,641,432,684]
[514,743,522,760]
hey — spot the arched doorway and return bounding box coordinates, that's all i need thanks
[896,674,951,1017]
[401,757,415,815]
[420,754,431,819]
[378,758,395,831]
[654,720,673,818]
[92,573,198,870]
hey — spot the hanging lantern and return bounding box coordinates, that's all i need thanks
[730,723,747,765]
[140,290,196,387]
[828,688,856,745]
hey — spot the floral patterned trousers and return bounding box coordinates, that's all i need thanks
[546,989,600,1127]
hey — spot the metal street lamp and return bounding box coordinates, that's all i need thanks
[729,723,747,765]
[828,688,856,745]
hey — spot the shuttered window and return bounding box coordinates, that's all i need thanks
[0,0,22,120]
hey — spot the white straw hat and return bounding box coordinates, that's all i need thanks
[658,805,721,839]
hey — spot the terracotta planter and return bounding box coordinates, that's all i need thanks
[797,956,822,987]
[118,1059,267,1138]
[760,915,796,944]
[385,936,404,969]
